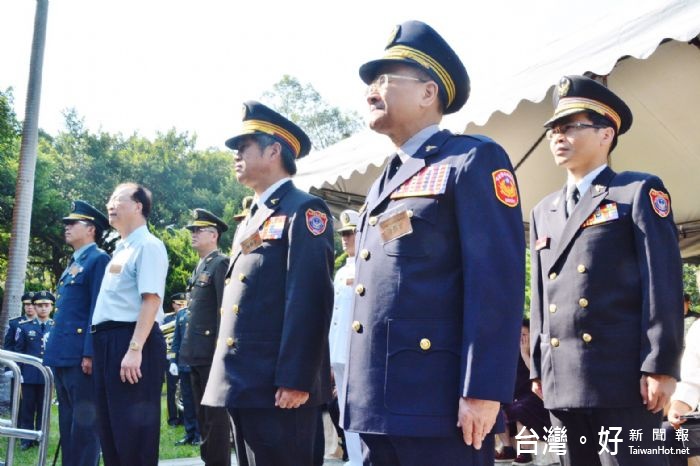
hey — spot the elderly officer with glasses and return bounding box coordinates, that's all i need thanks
[529,75,684,466]
[341,20,525,466]
[44,200,110,466]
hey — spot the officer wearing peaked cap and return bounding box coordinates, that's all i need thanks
[233,196,254,222]
[4,292,37,352]
[202,101,334,466]
[329,209,363,466]
[342,20,525,465]
[529,75,683,466]
[16,291,55,450]
[180,209,233,465]
[44,200,110,465]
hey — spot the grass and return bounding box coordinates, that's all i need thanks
[0,384,200,465]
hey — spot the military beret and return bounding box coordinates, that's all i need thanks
[544,75,633,134]
[21,291,35,304]
[233,196,254,221]
[186,208,229,233]
[32,290,55,304]
[336,209,359,233]
[359,20,470,114]
[62,200,109,231]
[225,101,312,159]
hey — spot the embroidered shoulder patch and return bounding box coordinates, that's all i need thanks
[390,164,450,199]
[305,209,328,236]
[649,189,670,218]
[492,169,519,207]
[261,216,286,240]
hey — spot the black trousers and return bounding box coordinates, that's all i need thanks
[19,383,44,447]
[166,367,181,423]
[93,324,165,466]
[550,406,669,466]
[360,432,494,466]
[228,405,319,466]
[54,365,101,466]
[190,364,232,466]
[179,371,199,439]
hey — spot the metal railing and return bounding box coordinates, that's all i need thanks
[0,349,54,466]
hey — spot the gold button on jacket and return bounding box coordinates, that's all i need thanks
[579,298,589,308]
[419,338,431,351]
[550,337,560,347]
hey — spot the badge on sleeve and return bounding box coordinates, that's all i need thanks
[306,209,328,236]
[261,216,286,240]
[649,189,670,218]
[492,169,519,207]
[390,164,450,199]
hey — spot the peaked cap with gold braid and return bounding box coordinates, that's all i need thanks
[185,208,229,233]
[62,200,109,231]
[544,75,633,134]
[225,101,312,159]
[359,20,470,114]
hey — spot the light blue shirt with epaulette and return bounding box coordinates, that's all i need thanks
[92,225,168,325]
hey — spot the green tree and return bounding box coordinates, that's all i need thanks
[261,75,363,150]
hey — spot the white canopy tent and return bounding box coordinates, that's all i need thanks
[294,0,700,259]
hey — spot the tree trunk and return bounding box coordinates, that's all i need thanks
[0,0,49,346]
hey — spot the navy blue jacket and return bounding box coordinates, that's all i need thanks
[170,307,191,373]
[530,167,684,409]
[44,243,110,367]
[341,130,525,437]
[202,180,335,409]
[15,318,54,384]
[4,316,24,351]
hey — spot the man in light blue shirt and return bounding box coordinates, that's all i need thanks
[91,182,168,466]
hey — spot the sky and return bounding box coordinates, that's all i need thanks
[0,0,669,150]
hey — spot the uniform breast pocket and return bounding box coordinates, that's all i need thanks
[382,199,440,258]
[67,273,86,286]
[103,260,135,291]
[195,271,212,288]
[384,319,460,416]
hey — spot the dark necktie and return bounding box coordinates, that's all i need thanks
[566,186,580,218]
[381,154,402,192]
[249,203,259,218]
[40,322,45,332]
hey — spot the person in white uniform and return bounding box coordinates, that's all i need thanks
[329,209,363,466]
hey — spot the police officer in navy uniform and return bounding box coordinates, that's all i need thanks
[169,296,201,446]
[340,21,525,466]
[180,209,232,466]
[3,292,37,402]
[165,294,185,426]
[529,75,684,466]
[44,200,110,466]
[16,291,55,450]
[4,292,36,352]
[202,101,335,466]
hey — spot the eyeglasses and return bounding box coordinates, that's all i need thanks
[366,73,427,94]
[191,227,217,234]
[65,220,91,227]
[545,122,607,140]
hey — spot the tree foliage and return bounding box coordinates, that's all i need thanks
[0,99,250,305]
[261,75,363,150]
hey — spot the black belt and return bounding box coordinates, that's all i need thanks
[90,321,136,334]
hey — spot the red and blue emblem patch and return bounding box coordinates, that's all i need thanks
[305,209,328,236]
[649,188,670,218]
[492,169,519,207]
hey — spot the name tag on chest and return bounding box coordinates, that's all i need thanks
[379,210,413,242]
[240,231,263,254]
[109,263,123,274]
